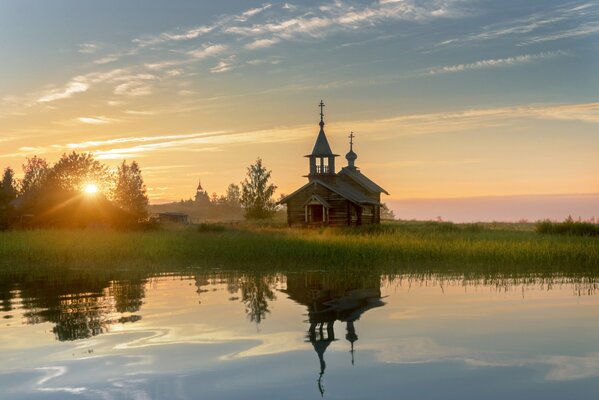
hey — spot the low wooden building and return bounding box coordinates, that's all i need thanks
[279,102,388,226]
[158,212,188,224]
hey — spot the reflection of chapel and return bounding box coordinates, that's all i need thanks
[283,273,385,396]
[279,101,388,226]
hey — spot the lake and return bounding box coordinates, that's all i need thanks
[1,270,598,399]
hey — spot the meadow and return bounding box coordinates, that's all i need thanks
[1,221,598,281]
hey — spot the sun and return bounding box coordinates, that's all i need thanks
[83,183,99,195]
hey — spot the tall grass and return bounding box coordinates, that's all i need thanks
[536,219,599,237]
[0,221,597,280]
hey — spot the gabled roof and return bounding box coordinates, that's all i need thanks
[338,167,389,195]
[278,179,381,206]
[304,194,332,208]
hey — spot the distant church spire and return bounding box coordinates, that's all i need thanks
[345,131,358,169]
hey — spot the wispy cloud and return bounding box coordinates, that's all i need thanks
[78,43,98,54]
[343,102,599,138]
[93,56,119,65]
[188,44,228,59]
[131,3,272,48]
[35,68,127,104]
[426,51,565,74]
[3,101,597,163]
[245,38,280,49]
[437,1,599,47]
[210,59,234,73]
[237,4,272,21]
[522,22,599,45]
[77,116,115,125]
[37,81,89,103]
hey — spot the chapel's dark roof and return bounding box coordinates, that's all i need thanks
[338,167,389,195]
[278,179,381,206]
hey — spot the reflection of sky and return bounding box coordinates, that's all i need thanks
[1,275,599,399]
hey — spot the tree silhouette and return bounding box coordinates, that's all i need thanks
[0,167,18,228]
[114,160,149,224]
[241,158,277,220]
[48,152,111,194]
[224,183,241,208]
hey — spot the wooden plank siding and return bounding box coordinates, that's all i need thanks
[285,183,381,227]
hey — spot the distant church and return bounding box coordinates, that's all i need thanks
[279,101,388,226]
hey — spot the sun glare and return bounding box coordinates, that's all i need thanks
[84,183,99,195]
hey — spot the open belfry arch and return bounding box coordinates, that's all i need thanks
[279,101,389,226]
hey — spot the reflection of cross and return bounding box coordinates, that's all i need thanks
[319,100,325,121]
[348,131,355,150]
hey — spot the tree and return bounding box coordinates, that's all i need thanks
[224,183,241,208]
[20,156,49,196]
[0,167,18,228]
[381,203,395,220]
[48,152,110,194]
[114,161,149,223]
[240,158,277,220]
[18,156,49,216]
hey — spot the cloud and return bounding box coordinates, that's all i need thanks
[7,0,469,109]
[78,43,98,54]
[210,60,233,73]
[35,68,129,104]
[133,26,213,47]
[3,101,597,163]
[113,74,157,97]
[188,44,228,59]
[93,56,119,65]
[77,116,115,125]
[522,22,599,45]
[131,0,466,58]
[280,101,599,142]
[37,81,90,103]
[144,61,178,70]
[437,1,599,47]
[237,4,272,21]
[131,4,272,47]
[245,38,281,49]
[426,51,565,74]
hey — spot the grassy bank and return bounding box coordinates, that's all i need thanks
[1,221,598,279]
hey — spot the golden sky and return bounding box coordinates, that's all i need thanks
[1,1,598,218]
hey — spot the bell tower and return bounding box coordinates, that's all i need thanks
[305,100,338,182]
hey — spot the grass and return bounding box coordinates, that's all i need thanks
[1,221,597,281]
[536,219,599,236]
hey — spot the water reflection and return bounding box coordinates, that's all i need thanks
[1,268,599,399]
[284,272,385,395]
[2,274,147,341]
[1,270,598,344]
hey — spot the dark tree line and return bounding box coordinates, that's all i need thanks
[0,152,148,229]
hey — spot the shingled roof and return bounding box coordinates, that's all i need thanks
[278,179,381,206]
[338,167,389,195]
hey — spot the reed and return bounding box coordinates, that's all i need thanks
[1,221,597,279]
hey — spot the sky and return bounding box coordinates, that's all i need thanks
[0,0,597,220]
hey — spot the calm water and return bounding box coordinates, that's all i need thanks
[1,270,599,399]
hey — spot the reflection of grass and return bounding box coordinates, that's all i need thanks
[0,221,597,278]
